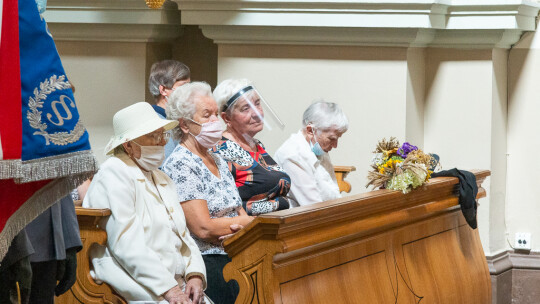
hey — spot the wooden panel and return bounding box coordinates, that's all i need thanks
[402,226,491,304]
[56,208,126,304]
[279,252,397,304]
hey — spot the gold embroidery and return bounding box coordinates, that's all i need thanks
[27,75,85,146]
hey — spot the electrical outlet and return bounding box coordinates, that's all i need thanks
[515,232,531,250]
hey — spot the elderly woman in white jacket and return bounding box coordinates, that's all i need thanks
[274,101,349,207]
[83,102,209,304]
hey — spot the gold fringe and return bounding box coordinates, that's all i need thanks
[0,150,98,183]
[0,172,93,263]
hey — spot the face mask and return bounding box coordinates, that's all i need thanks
[189,119,224,149]
[309,129,324,156]
[131,141,165,171]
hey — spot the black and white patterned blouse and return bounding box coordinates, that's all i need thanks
[212,138,290,216]
[162,145,243,255]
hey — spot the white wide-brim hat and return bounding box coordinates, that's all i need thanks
[104,102,178,155]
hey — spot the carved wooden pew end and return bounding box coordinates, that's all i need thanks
[334,165,356,193]
[56,207,126,304]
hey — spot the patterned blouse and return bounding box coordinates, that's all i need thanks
[213,138,291,216]
[162,145,243,255]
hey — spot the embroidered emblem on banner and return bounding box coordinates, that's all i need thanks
[27,75,85,146]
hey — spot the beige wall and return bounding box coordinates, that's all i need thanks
[218,44,409,194]
[57,41,148,163]
[57,27,217,164]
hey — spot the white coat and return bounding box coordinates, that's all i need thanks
[82,152,206,302]
[274,131,341,207]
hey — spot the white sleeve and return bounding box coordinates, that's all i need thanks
[280,158,323,206]
[85,160,178,296]
[179,227,208,289]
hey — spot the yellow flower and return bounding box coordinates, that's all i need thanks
[426,170,433,180]
[383,148,398,158]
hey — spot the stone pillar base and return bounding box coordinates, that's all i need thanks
[487,251,540,304]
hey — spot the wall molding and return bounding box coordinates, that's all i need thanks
[487,250,540,275]
[43,0,183,42]
[487,250,540,303]
[174,0,540,48]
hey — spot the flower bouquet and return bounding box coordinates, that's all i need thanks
[366,137,438,194]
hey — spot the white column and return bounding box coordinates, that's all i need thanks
[423,48,508,254]
[405,47,426,146]
[507,31,540,252]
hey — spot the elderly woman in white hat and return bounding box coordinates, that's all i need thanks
[83,102,209,304]
[162,82,253,304]
[274,101,349,207]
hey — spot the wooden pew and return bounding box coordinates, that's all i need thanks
[57,166,358,304]
[334,165,356,193]
[223,170,491,304]
[56,208,126,304]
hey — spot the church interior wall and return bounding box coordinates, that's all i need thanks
[52,22,540,304]
[57,41,513,255]
[56,41,148,163]
[217,43,409,196]
[171,26,218,89]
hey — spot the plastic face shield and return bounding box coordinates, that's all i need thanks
[224,85,285,131]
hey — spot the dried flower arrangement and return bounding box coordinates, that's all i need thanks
[366,137,438,193]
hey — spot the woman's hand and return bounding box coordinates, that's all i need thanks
[185,276,205,304]
[163,285,192,304]
[218,223,245,241]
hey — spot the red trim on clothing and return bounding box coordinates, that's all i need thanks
[235,170,248,187]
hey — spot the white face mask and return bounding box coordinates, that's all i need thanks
[189,119,224,149]
[131,141,165,171]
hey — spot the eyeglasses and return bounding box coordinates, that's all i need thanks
[145,131,170,144]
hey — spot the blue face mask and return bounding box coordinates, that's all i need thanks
[309,131,324,156]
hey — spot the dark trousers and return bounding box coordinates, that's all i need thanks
[28,261,58,304]
[203,254,239,304]
[0,257,32,304]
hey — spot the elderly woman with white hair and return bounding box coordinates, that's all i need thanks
[274,101,349,207]
[213,79,291,216]
[163,82,253,304]
[83,102,208,304]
